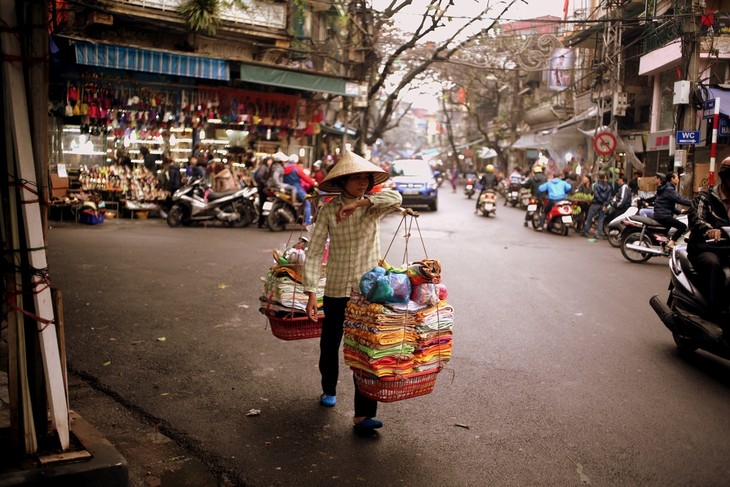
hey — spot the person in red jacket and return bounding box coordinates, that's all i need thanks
[284,154,317,224]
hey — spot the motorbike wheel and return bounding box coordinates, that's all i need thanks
[530,210,541,230]
[166,205,189,227]
[607,229,622,247]
[267,202,296,232]
[228,201,253,228]
[550,218,569,236]
[620,232,653,263]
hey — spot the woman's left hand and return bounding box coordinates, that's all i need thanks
[336,202,357,223]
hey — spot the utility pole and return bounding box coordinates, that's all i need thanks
[593,0,625,178]
[677,0,700,197]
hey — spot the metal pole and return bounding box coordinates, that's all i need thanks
[710,97,719,186]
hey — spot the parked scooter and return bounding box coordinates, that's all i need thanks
[166,179,257,227]
[619,214,688,263]
[464,173,477,199]
[650,231,730,359]
[478,189,497,217]
[531,199,573,235]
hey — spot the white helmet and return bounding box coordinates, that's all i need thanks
[289,154,299,163]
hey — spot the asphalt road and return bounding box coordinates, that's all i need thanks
[47,188,730,486]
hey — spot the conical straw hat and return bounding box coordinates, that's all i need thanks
[318,151,389,193]
[273,151,289,162]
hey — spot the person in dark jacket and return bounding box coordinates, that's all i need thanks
[521,166,547,226]
[581,172,613,238]
[686,158,730,321]
[474,164,499,213]
[653,172,692,249]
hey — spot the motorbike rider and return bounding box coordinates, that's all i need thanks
[475,164,499,213]
[605,174,631,222]
[686,157,730,322]
[521,165,547,227]
[537,172,572,231]
[253,156,273,228]
[284,154,317,225]
[504,167,523,206]
[653,171,692,250]
[581,172,612,239]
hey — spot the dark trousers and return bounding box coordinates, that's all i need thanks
[583,202,606,237]
[321,296,377,418]
[689,250,730,317]
[655,216,687,243]
[256,184,267,225]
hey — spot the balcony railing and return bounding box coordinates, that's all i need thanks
[642,19,682,53]
[117,0,287,30]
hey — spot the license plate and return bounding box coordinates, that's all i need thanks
[403,189,420,195]
[263,201,273,211]
[483,203,494,211]
[562,215,573,224]
[527,204,537,211]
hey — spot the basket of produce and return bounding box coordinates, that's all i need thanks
[259,307,322,341]
[352,368,439,403]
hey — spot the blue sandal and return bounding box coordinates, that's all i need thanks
[319,394,336,407]
[353,417,383,434]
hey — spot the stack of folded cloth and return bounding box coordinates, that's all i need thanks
[344,259,453,378]
[259,265,325,317]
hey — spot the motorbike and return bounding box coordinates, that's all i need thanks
[519,188,532,209]
[650,231,730,359]
[606,206,640,247]
[264,188,321,232]
[478,189,497,217]
[619,213,688,263]
[166,179,257,228]
[464,173,477,199]
[531,199,573,236]
[525,196,541,227]
[505,183,522,207]
[606,196,653,247]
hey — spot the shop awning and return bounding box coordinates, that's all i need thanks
[74,40,230,81]
[240,64,357,96]
[511,133,545,149]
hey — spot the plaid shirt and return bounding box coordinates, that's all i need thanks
[303,190,402,297]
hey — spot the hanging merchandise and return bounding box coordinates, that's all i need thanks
[344,209,453,402]
[259,235,326,340]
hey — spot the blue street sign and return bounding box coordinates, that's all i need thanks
[675,130,700,144]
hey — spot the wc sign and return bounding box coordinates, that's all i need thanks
[675,130,700,145]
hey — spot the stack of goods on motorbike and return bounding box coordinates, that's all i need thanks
[343,258,453,402]
[259,237,327,340]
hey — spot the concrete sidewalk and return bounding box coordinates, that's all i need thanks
[1,371,229,487]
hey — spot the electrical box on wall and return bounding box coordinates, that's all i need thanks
[674,149,687,167]
[673,80,691,105]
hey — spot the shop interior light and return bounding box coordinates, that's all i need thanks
[63,126,81,133]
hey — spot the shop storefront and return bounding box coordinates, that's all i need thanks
[48,37,354,220]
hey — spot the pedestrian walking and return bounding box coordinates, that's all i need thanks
[302,151,401,436]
